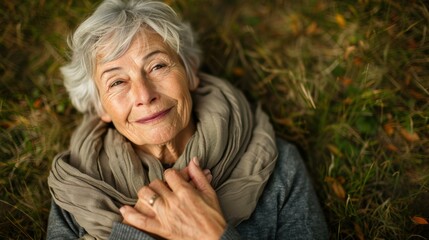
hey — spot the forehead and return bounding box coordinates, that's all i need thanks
[96,28,172,64]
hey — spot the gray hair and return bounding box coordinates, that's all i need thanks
[61,0,201,115]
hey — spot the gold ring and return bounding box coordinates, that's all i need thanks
[148,194,159,207]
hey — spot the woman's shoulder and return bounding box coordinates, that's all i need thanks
[274,137,306,173]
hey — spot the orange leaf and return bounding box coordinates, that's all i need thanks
[411,216,429,225]
[332,181,346,199]
[400,128,420,142]
[324,176,335,183]
[353,57,363,66]
[385,144,399,152]
[354,223,365,240]
[383,122,395,136]
[335,14,346,28]
[327,144,343,157]
[409,90,426,101]
[273,117,293,127]
[33,98,42,109]
[232,67,244,77]
[339,76,353,87]
[306,22,318,35]
[0,121,13,129]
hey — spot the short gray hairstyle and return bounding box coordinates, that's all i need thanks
[61,0,201,115]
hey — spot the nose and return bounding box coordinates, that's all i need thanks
[132,77,158,106]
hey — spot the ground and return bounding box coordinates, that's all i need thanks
[1,0,428,239]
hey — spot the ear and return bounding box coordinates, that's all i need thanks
[100,111,112,123]
[189,70,200,91]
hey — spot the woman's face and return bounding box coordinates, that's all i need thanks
[94,30,196,148]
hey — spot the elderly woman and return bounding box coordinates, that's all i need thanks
[47,0,328,239]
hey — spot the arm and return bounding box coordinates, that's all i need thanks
[47,201,157,240]
[275,139,328,239]
[46,201,85,239]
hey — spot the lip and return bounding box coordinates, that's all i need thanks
[135,107,173,124]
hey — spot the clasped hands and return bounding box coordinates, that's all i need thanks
[119,157,227,240]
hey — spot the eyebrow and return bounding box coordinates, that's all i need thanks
[100,67,121,80]
[99,49,165,79]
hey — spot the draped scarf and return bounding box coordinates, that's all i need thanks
[48,73,278,239]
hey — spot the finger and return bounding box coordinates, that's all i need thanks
[149,179,174,198]
[134,197,156,218]
[203,169,213,183]
[180,167,211,186]
[178,166,191,182]
[120,205,162,235]
[164,168,189,192]
[137,185,162,208]
[188,157,213,193]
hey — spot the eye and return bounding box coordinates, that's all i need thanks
[110,80,124,88]
[152,63,166,71]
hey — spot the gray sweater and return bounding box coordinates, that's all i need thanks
[47,138,328,239]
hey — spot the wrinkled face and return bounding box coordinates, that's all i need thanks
[94,30,197,148]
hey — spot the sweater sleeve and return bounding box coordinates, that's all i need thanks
[110,222,241,240]
[46,201,85,239]
[220,224,241,240]
[46,201,156,240]
[108,222,156,240]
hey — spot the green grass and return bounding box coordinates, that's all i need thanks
[1,0,428,239]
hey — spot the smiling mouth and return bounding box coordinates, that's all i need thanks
[136,107,173,124]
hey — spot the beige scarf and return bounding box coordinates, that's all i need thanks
[48,73,278,239]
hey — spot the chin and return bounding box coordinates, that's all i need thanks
[132,129,179,146]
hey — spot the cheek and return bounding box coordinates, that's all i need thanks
[179,91,193,123]
[101,95,130,122]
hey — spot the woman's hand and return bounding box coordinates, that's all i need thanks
[120,157,226,240]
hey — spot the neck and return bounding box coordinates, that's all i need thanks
[138,120,196,165]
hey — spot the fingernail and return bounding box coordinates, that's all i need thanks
[192,156,200,167]
[207,174,213,183]
[119,206,125,214]
[203,169,211,175]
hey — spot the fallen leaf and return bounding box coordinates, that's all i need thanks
[273,117,294,127]
[332,181,346,200]
[344,46,356,59]
[409,90,426,101]
[232,67,244,77]
[354,223,365,240]
[290,15,301,35]
[0,121,13,129]
[324,176,335,183]
[335,14,346,28]
[339,76,353,87]
[383,122,395,136]
[306,22,318,35]
[411,216,429,225]
[400,128,420,142]
[353,57,363,66]
[33,98,42,109]
[343,97,353,104]
[327,144,343,157]
[325,176,346,199]
[337,176,346,184]
[385,144,399,152]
